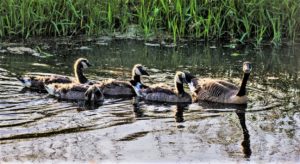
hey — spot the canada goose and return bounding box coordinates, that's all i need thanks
[45,83,104,104]
[17,58,91,91]
[96,64,149,97]
[45,64,149,98]
[189,61,252,104]
[132,71,195,103]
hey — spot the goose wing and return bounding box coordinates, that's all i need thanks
[102,79,132,88]
[143,83,175,95]
[194,78,238,102]
[213,80,238,90]
[52,83,89,92]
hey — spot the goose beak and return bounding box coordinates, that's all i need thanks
[243,62,252,73]
[188,82,196,92]
[185,72,196,83]
[87,62,92,67]
[141,70,150,76]
[182,78,188,84]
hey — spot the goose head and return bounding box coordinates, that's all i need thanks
[132,64,150,76]
[17,76,33,88]
[175,71,195,84]
[175,71,196,92]
[85,85,104,103]
[75,58,92,71]
[243,61,252,74]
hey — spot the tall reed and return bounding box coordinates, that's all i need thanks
[0,0,299,46]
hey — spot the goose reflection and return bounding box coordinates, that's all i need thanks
[198,101,252,158]
[174,104,189,123]
[132,97,145,117]
[236,108,252,158]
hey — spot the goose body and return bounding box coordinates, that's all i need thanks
[45,64,149,99]
[45,83,104,103]
[97,79,136,97]
[17,58,91,91]
[96,64,149,97]
[189,62,252,104]
[133,72,195,103]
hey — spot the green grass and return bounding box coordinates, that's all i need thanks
[0,0,299,46]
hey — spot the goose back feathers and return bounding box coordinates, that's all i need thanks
[133,72,194,103]
[18,58,91,91]
[45,83,104,103]
[190,62,252,104]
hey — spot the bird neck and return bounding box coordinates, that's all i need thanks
[176,82,185,95]
[75,65,88,84]
[132,74,141,83]
[236,73,250,96]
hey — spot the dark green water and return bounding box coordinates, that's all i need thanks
[0,39,299,162]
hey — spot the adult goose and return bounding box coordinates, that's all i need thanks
[189,61,252,104]
[132,71,195,103]
[45,64,149,98]
[17,58,91,91]
[98,64,149,97]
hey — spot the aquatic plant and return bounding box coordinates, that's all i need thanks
[0,0,299,46]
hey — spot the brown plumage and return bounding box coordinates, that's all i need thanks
[189,62,252,104]
[133,72,195,103]
[45,83,104,103]
[17,58,91,91]
[95,79,135,97]
[45,64,150,99]
[95,64,149,97]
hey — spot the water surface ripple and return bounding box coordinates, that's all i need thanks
[0,40,299,162]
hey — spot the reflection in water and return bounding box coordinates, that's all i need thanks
[132,97,145,118]
[236,108,252,158]
[0,40,299,162]
[198,101,252,159]
[174,104,189,123]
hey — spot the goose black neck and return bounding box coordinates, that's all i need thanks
[237,73,250,96]
[75,66,88,84]
[132,75,141,83]
[176,82,185,95]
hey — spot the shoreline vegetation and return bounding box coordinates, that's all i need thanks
[0,0,299,46]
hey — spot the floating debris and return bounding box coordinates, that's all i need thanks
[0,49,7,53]
[267,76,279,80]
[231,52,241,57]
[7,47,36,55]
[164,43,176,48]
[145,42,160,47]
[76,46,92,50]
[96,42,109,46]
[31,63,50,67]
[210,45,217,49]
[223,44,237,49]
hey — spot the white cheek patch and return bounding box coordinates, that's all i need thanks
[45,85,55,95]
[24,79,32,88]
[82,61,88,69]
[188,82,196,92]
[176,76,182,84]
[135,68,141,75]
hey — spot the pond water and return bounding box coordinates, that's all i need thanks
[0,39,299,162]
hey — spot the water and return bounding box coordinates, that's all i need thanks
[0,39,299,162]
